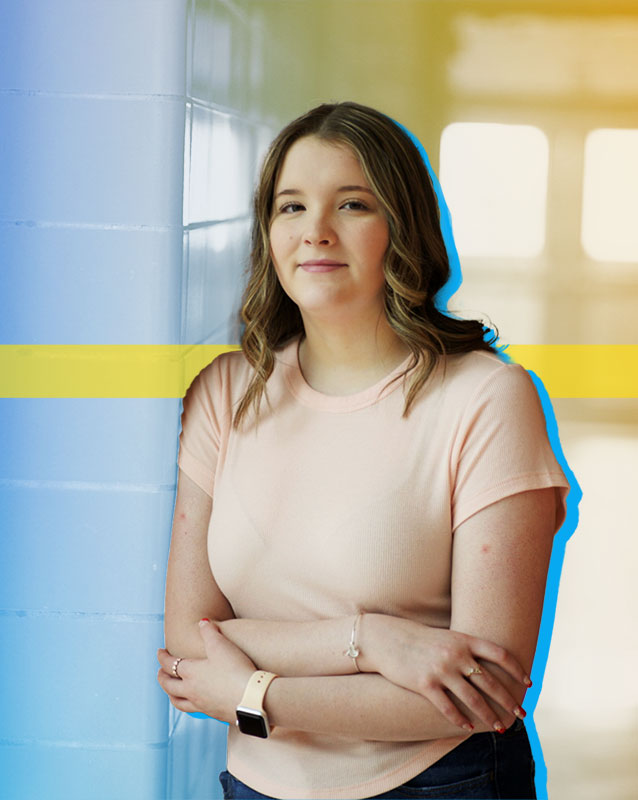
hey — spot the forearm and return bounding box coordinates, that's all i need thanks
[218,616,361,677]
[264,672,509,741]
[164,574,235,659]
[159,616,522,739]
[165,612,220,661]
[175,614,522,728]
[218,615,518,740]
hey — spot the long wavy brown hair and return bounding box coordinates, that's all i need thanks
[233,101,497,428]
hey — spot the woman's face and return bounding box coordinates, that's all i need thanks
[269,136,390,325]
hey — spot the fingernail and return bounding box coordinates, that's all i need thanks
[199,618,209,626]
[462,723,474,733]
[493,721,506,734]
[524,676,532,687]
[513,706,526,719]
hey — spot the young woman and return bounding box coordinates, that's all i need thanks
[157,102,569,799]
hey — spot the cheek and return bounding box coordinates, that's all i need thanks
[269,226,292,264]
[367,226,390,266]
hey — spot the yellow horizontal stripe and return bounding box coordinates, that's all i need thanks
[0,345,240,398]
[505,345,638,398]
[0,344,635,398]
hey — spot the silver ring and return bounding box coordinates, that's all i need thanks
[466,666,483,677]
[172,657,183,679]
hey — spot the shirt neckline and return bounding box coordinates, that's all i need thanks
[278,336,414,412]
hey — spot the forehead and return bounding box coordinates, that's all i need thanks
[275,136,368,189]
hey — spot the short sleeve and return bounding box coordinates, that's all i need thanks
[177,358,225,497]
[451,363,569,533]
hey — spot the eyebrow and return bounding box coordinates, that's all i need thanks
[274,185,375,199]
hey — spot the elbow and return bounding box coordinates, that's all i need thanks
[163,613,204,659]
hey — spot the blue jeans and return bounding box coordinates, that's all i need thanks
[218,718,536,799]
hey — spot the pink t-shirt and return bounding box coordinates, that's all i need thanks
[178,337,569,800]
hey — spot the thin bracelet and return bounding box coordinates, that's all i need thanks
[344,611,364,673]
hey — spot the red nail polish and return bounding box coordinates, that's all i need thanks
[493,721,506,734]
[524,676,533,687]
[200,618,210,622]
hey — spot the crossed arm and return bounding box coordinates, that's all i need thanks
[157,469,557,741]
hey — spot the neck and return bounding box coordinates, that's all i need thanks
[297,313,410,395]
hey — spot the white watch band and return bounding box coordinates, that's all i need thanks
[238,670,278,715]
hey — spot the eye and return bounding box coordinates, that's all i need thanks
[341,199,370,211]
[279,201,305,214]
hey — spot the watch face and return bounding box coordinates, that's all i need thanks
[236,709,269,738]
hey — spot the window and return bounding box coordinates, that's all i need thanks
[581,128,638,263]
[440,122,549,258]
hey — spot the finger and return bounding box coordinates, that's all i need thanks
[157,667,191,699]
[198,618,221,636]
[469,639,531,687]
[466,668,526,720]
[449,676,506,733]
[421,685,474,732]
[157,648,175,672]
[197,618,223,654]
[169,695,200,714]
[157,648,189,679]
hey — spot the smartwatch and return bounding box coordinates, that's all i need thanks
[235,670,278,738]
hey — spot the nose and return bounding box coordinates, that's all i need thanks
[303,210,336,246]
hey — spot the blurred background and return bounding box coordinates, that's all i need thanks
[1,1,636,798]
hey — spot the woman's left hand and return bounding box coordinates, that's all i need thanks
[157,619,257,722]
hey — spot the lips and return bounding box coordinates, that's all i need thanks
[299,259,347,273]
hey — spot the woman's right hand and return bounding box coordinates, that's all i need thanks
[359,614,531,733]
